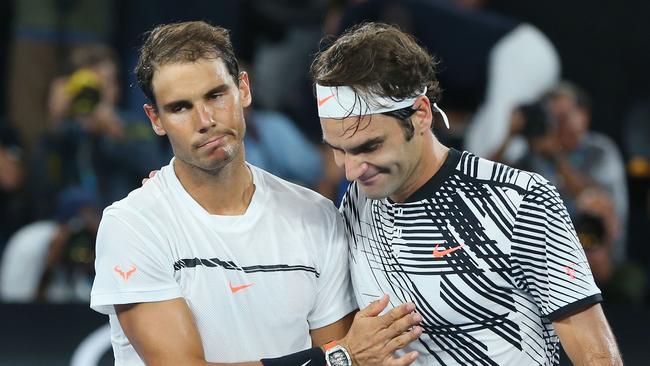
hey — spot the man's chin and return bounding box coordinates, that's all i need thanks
[198,145,239,170]
[182,155,230,175]
[358,185,391,200]
[200,156,236,173]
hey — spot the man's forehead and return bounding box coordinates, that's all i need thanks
[322,113,393,134]
[151,59,231,99]
[321,115,390,148]
[153,58,228,81]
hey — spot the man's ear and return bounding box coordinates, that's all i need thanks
[144,104,166,136]
[238,71,252,108]
[411,95,434,133]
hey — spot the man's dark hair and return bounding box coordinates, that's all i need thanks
[310,22,442,140]
[135,21,240,106]
[547,81,592,113]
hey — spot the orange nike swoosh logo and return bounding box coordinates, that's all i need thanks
[432,244,464,258]
[318,93,335,107]
[229,281,254,293]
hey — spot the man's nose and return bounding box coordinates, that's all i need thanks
[196,104,215,131]
[343,154,369,182]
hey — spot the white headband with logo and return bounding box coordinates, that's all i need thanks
[315,84,449,128]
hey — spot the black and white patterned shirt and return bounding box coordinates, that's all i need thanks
[340,149,602,365]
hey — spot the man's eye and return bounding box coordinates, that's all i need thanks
[171,106,186,113]
[208,93,223,100]
[363,144,381,153]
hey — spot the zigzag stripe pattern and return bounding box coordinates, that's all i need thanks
[341,150,601,365]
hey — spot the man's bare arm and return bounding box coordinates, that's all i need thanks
[116,299,261,366]
[310,311,356,347]
[553,303,622,365]
[117,295,421,366]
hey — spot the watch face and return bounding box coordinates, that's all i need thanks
[327,350,350,366]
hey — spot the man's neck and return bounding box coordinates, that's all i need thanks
[390,138,449,203]
[173,158,255,216]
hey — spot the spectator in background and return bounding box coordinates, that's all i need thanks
[7,0,113,159]
[546,82,628,263]
[574,188,620,280]
[332,0,559,159]
[574,188,647,305]
[499,82,628,263]
[32,44,168,216]
[244,108,324,188]
[492,101,563,187]
[0,118,34,250]
[234,1,336,197]
[495,82,643,303]
[243,0,327,112]
[234,61,324,188]
[0,186,99,303]
[37,187,100,302]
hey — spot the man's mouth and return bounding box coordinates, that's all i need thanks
[359,175,379,185]
[358,171,382,185]
[197,135,225,149]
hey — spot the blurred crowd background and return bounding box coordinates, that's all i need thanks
[0,0,649,363]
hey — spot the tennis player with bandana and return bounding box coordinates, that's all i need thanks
[311,22,622,366]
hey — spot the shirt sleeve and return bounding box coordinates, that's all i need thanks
[511,179,602,322]
[307,203,358,329]
[90,208,182,315]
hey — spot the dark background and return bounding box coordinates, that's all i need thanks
[487,0,650,147]
[1,1,648,364]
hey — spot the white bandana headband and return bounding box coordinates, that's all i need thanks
[315,84,449,129]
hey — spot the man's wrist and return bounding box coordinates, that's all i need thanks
[336,340,355,364]
[323,340,353,366]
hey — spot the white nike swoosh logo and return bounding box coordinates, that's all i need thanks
[300,360,312,366]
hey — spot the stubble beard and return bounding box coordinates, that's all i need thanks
[176,140,242,177]
[199,143,240,175]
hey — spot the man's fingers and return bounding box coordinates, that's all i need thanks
[386,351,419,366]
[379,301,416,326]
[384,326,423,354]
[384,312,422,338]
[358,294,390,318]
[142,170,159,186]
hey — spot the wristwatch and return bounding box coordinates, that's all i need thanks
[324,341,352,366]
